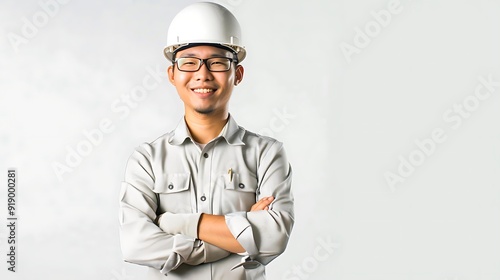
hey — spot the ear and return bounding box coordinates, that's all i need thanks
[167,65,175,85]
[234,65,244,86]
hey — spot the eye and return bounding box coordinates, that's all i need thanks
[208,58,230,68]
[183,59,197,65]
[209,60,223,65]
[178,58,198,66]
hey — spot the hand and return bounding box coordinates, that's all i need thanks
[250,196,274,211]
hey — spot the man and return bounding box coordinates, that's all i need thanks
[119,2,294,279]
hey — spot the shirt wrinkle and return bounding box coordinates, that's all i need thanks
[119,115,294,279]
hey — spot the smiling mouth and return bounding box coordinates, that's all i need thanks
[192,88,217,99]
[192,88,215,94]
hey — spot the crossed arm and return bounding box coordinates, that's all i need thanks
[120,142,294,272]
[155,196,275,253]
[197,196,275,253]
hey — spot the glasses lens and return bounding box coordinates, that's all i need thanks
[175,57,233,72]
[176,58,200,72]
[206,58,231,72]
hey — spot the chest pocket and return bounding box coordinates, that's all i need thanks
[219,172,258,214]
[154,173,192,214]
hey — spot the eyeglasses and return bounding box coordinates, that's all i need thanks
[173,57,237,72]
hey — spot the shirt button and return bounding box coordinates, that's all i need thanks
[203,153,209,158]
[200,195,206,201]
[238,183,245,189]
[168,184,174,190]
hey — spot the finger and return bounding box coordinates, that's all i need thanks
[261,196,274,204]
[251,201,266,211]
[251,196,274,211]
[263,197,274,209]
[258,197,273,205]
[251,197,270,211]
[260,196,274,205]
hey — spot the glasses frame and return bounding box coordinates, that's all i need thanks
[173,56,238,72]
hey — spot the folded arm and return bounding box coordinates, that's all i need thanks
[156,196,275,253]
[119,144,228,274]
[156,141,294,266]
[197,197,275,253]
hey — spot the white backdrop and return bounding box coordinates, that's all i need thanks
[1,0,500,279]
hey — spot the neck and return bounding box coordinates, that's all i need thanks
[184,110,229,144]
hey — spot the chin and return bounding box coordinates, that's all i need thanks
[194,107,215,115]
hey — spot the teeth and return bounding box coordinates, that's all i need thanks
[193,88,214,93]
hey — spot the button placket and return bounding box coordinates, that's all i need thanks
[196,146,213,213]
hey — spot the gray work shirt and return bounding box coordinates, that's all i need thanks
[119,115,294,279]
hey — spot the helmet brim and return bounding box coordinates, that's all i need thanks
[164,42,246,62]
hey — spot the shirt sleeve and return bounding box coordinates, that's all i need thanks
[119,144,228,273]
[156,212,232,264]
[187,241,232,265]
[225,140,295,266]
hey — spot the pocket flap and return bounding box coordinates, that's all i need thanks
[154,173,190,193]
[224,173,257,193]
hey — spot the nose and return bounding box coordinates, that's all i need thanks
[194,61,214,81]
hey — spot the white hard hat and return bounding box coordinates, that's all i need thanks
[163,2,246,62]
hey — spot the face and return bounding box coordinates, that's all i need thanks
[168,45,244,116]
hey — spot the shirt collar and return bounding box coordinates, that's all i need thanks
[168,114,245,146]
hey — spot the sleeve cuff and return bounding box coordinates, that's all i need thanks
[158,212,202,239]
[204,242,231,263]
[160,234,196,275]
[225,212,259,257]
